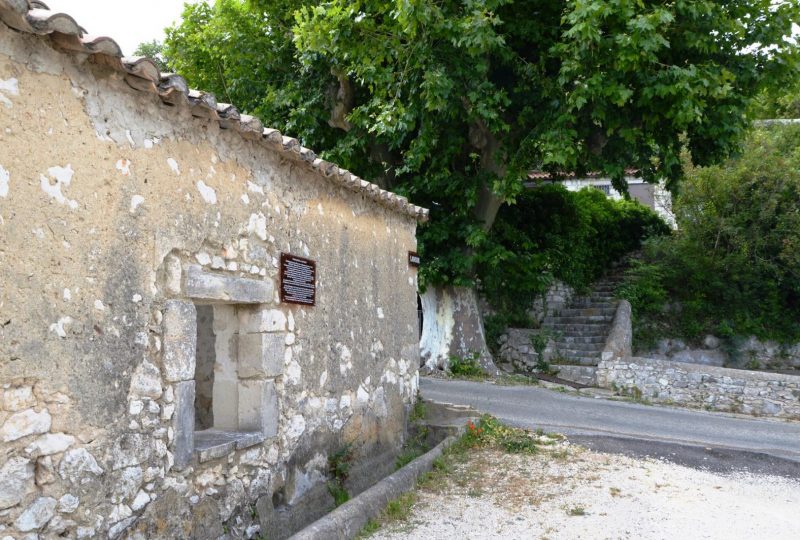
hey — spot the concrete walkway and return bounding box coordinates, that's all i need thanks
[421,378,800,464]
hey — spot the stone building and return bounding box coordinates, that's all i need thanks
[0,1,427,537]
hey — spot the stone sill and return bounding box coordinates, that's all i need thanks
[194,429,265,463]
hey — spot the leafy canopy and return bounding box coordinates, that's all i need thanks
[481,185,668,348]
[164,0,799,287]
[619,125,800,346]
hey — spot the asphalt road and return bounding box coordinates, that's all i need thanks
[421,377,800,476]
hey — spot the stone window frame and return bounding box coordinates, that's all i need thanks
[163,264,285,469]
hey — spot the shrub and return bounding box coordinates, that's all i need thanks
[619,125,800,346]
[448,352,484,377]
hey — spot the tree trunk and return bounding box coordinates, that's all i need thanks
[474,183,503,231]
[417,121,507,375]
[419,285,499,375]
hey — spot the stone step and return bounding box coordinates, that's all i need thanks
[544,323,609,335]
[553,307,618,317]
[544,315,614,325]
[566,300,617,309]
[589,293,617,299]
[553,341,604,352]
[571,297,615,305]
[557,348,601,359]
[555,335,606,344]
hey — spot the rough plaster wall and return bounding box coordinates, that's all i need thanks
[0,27,419,539]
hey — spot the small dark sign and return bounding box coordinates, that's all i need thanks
[280,253,316,306]
[408,251,420,268]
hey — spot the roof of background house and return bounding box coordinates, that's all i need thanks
[527,168,640,181]
[0,0,429,222]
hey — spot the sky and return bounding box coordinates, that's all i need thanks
[44,0,200,56]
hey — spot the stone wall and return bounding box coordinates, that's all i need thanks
[597,358,800,419]
[0,18,422,540]
[640,336,800,370]
[601,300,632,362]
[492,280,575,369]
[530,280,575,325]
[496,329,557,372]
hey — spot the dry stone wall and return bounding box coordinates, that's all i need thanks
[640,336,800,370]
[0,22,421,539]
[597,358,800,419]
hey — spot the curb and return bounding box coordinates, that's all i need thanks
[288,433,459,540]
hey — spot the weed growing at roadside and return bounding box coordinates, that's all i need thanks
[567,506,586,516]
[356,492,417,537]
[614,384,651,405]
[448,352,484,377]
[327,444,353,507]
[396,400,431,470]
[409,395,427,422]
[463,416,538,454]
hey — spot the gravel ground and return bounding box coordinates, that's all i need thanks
[371,442,800,540]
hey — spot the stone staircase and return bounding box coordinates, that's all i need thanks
[542,271,625,384]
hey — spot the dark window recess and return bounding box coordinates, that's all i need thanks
[417,295,424,339]
[194,305,216,430]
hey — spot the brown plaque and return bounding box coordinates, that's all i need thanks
[408,251,420,268]
[280,253,316,306]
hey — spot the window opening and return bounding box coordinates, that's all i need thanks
[194,305,215,430]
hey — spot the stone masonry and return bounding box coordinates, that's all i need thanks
[0,4,426,538]
[597,357,800,419]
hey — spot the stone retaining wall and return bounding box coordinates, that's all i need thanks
[496,329,556,372]
[597,358,800,419]
[639,336,800,370]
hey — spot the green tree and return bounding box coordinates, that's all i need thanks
[750,77,800,119]
[165,0,799,367]
[619,125,800,346]
[133,39,172,73]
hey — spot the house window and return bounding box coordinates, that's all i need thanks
[595,184,611,195]
[163,266,285,469]
[191,304,278,463]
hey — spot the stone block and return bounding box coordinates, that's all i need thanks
[110,434,153,470]
[15,496,57,532]
[238,380,278,438]
[162,335,196,383]
[2,386,35,411]
[24,433,75,457]
[238,333,285,379]
[0,456,35,509]
[1,408,51,442]
[172,381,195,470]
[129,360,163,399]
[58,448,103,484]
[164,254,182,295]
[186,265,273,304]
[212,379,239,430]
[163,300,197,338]
[238,307,287,333]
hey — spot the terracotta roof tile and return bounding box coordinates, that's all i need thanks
[0,0,429,222]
